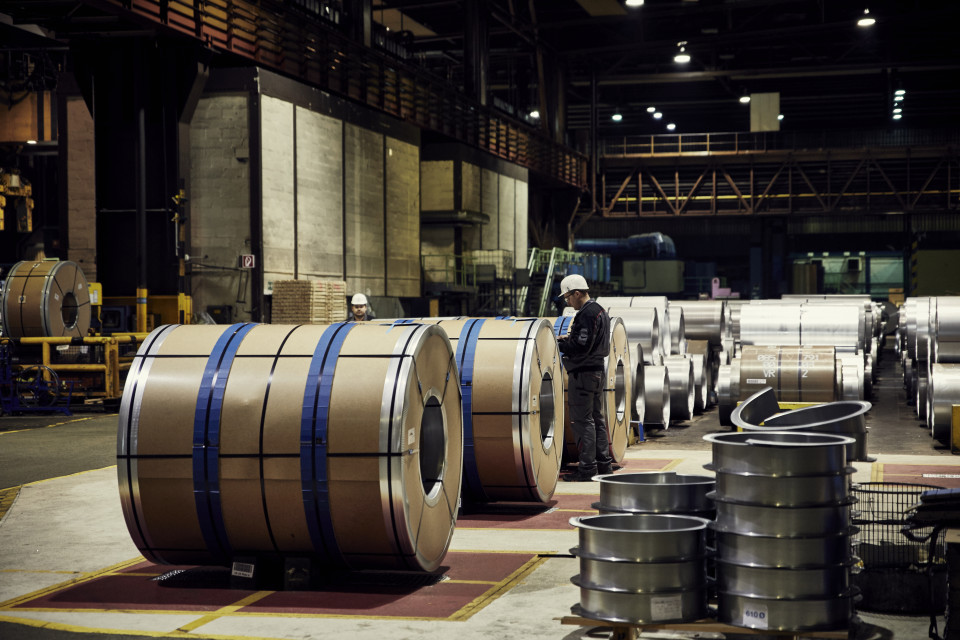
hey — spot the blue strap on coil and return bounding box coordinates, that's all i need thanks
[454,318,486,501]
[300,322,354,564]
[193,322,256,561]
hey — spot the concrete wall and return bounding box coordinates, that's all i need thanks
[420,160,454,212]
[294,105,343,279]
[385,138,420,297]
[480,168,499,250]
[344,123,385,297]
[497,174,516,261]
[514,179,529,269]
[65,97,97,281]
[260,95,297,288]
[189,94,251,320]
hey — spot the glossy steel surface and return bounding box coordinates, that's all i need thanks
[712,528,857,568]
[712,498,853,537]
[705,429,854,477]
[716,590,854,631]
[569,514,708,562]
[595,472,715,513]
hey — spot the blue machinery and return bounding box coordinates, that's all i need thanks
[0,341,74,416]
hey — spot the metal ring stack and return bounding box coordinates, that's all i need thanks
[569,513,709,624]
[2,260,92,338]
[704,428,858,632]
[117,322,463,572]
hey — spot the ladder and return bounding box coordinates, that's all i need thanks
[516,248,539,314]
[536,248,561,317]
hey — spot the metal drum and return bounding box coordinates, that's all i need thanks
[713,470,852,507]
[716,560,852,598]
[712,499,854,537]
[433,318,564,503]
[662,355,695,422]
[713,529,857,568]
[1,260,91,338]
[117,322,463,571]
[593,472,715,514]
[717,591,856,632]
[570,514,709,624]
[704,431,855,478]
[643,365,671,427]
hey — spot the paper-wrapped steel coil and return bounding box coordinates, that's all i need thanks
[737,346,837,403]
[431,317,564,503]
[117,322,463,572]
[2,260,91,338]
[550,315,632,465]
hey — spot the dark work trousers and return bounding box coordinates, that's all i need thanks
[568,370,614,478]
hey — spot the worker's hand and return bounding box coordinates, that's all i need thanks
[557,334,568,341]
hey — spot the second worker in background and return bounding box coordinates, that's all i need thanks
[556,274,615,482]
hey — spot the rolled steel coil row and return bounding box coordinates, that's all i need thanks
[717,346,865,426]
[548,316,635,464]
[704,427,859,633]
[2,260,92,338]
[897,296,960,444]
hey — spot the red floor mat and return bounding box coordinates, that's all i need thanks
[11,552,538,620]
[878,463,960,488]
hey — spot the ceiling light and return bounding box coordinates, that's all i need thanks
[893,114,902,120]
[666,123,676,131]
[625,0,644,6]
[529,110,540,119]
[777,114,784,121]
[857,8,875,27]
[739,95,751,104]
[646,106,656,113]
[893,107,902,114]
[653,112,663,119]
[894,95,904,102]
[611,112,623,122]
[674,41,690,64]
[895,89,905,96]
[26,140,37,145]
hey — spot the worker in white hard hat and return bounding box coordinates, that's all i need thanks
[348,293,376,322]
[556,273,614,481]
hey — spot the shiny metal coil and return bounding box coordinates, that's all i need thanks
[642,365,671,427]
[662,355,695,421]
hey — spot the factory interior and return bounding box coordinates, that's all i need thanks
[1,1,960,639]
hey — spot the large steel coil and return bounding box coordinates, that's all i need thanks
[428,318,564,502]
[668,307,686,356]
[2,260,91,338]
[670,301,727,348]
[934,297,960,363]
[628,297,675,356]
[550,315,632,464]
[643,365,671,427]
[739,304,802,347]
[605,307,662,365]
[799,305,863,354]
[687,339,718,407]
[687,351,708,413]
[927,363,960,444]
[737,346,838,403]
[117,322,463,571]
[663,355,695,421]
[632,343,646,426]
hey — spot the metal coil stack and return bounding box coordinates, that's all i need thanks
[662,355,696,422]
[2,260,92,338]
[549,315,633,464]
[898,296,960,444]
[569,513,709,624]
[117,322,463,572]
[704,429,858,633]
[592,471,715,519]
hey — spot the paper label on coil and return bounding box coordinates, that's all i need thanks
[742,603,769,629]
[407,428,416,445]
[650,595,682,621]
[745,378,767,384]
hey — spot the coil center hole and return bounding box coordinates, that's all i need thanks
[615,361,626,422]
[61,292,79,328]
[420,396,445,500]
[539,372,555,447]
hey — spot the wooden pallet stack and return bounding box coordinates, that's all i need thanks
[271,279,347,324]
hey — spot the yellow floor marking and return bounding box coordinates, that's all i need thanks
[0,415,108,437]
[447,555,546,621]
[443,579,498,585]
[176,591,274,633]
[555,508,595,513]
[872,463,884,482]
[0,556,144,610]
[0,486,20,522]
[660,459,683,471]
[2,465,118,492]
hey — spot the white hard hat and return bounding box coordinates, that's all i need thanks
[560,274,589,295]
[351,293,368,305]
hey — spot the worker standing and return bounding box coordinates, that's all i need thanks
[556,274,614,482]
[348,293,376,322]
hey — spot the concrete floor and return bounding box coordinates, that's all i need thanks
[0,345,954,640]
